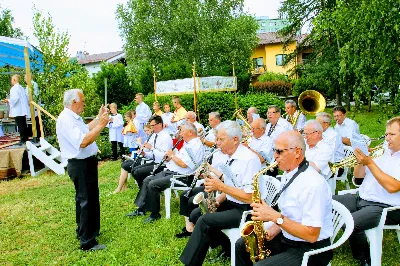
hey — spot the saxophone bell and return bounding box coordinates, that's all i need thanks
[193,192,210,215]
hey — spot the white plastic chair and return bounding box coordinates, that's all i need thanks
[221,175,281,266]
[301,200,355,266]
[338,188,400,266]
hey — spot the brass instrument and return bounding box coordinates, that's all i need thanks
[287,110,302,128]
[192,162,218,214]
[241,161,278,263]
[233,109,252,143]
[329,144,385,174]
[298,90,326,116]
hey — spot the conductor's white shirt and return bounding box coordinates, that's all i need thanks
[9,83,30,117]
[135,102,152,125]
[305,140,333,180]
[278,166,333,242]
[144,129,173,163]
[56,108,98,159]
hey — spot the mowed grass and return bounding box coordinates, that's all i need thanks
[0,107,399,265]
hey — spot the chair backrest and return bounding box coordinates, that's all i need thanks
[259,175,281,206]
[330,200,354,246]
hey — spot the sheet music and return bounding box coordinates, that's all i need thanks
[350,132,369,155]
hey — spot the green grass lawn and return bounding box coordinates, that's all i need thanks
[0,107,399,265]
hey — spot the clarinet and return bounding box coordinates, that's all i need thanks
[184,148,220,198]
[130,132,154,172]
[151,137,184,175]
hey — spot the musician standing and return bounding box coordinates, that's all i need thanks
[285,100,306,132]
[200,112,221,149]
[332,106,360,146]
[171,96,187,128]
[56,89,109,251]
[126,122,204,222]
[134,93,152,129]
[114,115,172,193]
[180,120,261,265]
[235,131,333,266]
[245,118,273,166]
[333,117,400,266]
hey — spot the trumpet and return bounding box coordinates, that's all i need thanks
[329,144,385,174]
[198,126,211,138]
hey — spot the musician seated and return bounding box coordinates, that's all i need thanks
[333,106,360,146]
[247,107,260,124]
[333,117,400,266]
[200,112,221,149]
[185,111,205,134]
[176,148,228,238]
[126,122,204,223]
[244,118,273,166]
[180,120,261,265]
[235,130,333,266]
[285,100,306,132]
[266,105,293,141]
[114,116,171,193]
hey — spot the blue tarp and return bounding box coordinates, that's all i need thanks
[0,36,44,72]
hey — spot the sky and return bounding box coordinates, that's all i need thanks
[2,0,281,56]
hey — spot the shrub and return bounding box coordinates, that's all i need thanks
[251,81,293,96]
[96,131,113,160]
[258,71,289,82]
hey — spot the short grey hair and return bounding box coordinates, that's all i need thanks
[182,121,197,135]
[268,105,281,114]
[209,112,221,121]
[216,120,242,141]
[186,111,196,119]
[316,112,332,125]
[288,131,306,155]
[248,107,258,113]
[285,100,297,108]
[63,89,83,107]
[254,118,266,129]
[304,120,323,132]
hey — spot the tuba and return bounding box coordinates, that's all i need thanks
[240,161,278,263]
[233,109,252,143]
[298,90,326,116]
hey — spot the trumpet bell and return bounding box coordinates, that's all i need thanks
[298,90,326,116]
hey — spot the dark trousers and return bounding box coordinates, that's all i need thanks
[144,170,193,215]
[180,200,250,266]
[15,116,28,142]
[27,116,41,138]
[67,156,100,250]
[111,141,124,159]
[132,162,156,188]
[333,193,400,260]
[235,233,332,266]
[180,186,205,218]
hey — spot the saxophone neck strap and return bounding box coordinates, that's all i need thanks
[271,159,309,207]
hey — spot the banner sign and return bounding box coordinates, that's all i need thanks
[156,76,236,95]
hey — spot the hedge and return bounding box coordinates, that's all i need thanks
[121,92,284,122]
[251,81,293,96]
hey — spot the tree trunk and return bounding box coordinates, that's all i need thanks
[336,86,342,106]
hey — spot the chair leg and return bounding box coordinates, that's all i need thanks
[230,237,236,266]
[365,228,383,266]
[397,230,400,244]
[164,188,171,219]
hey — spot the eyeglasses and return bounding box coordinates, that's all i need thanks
[302,131,318,137]
[273,147,298,155]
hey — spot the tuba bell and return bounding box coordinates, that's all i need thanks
[298,90,326,116]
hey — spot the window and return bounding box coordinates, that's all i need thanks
[253,57,264,68]
[275,54,286,66]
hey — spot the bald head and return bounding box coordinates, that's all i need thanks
[11,74,20,86]
[276,130,306,155]
[185,111,196,123]
[251,118,267,138]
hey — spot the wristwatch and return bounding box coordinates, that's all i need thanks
[276,213,284,225]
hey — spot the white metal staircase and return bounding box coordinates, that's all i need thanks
[26,138,68,176]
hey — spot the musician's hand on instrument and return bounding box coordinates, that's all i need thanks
[251,200,280,222]
[265,224,281,241]
[143,143,152,150]
[215,193,226,207]
[204,175,223,193]
[242,142,249,147]
[354,148,373,166]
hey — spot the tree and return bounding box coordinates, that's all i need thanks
[92,62,136,106]
[116,0,258,93]
[32,9,101,137]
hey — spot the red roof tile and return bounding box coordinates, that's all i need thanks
[77,51,123,65]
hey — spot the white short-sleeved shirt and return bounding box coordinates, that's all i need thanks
[56,108,98,159]
[135,102,152,125]
[166,137,205,175]
[305,140,333,179]
[267,117,293,141]
[249,133,273,164]
[279,166,333,242]
[322,127,345,162]
[211,149,229,171]
[359,149,400,206]
[287,112,306,131]
[334,117,360,139]
[9,83,30,117]
[143,129,173,163]
[217,144,261,204]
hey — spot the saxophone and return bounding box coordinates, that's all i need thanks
[240,161,278,263]
[192,162,218,214]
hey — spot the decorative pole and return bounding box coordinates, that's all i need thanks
[24,47,37,139]
[153,65,157,101]
[192,61,199,121]
[232,58,238,110]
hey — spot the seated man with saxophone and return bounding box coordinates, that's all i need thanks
[236,130,334,266]
[285,100,306,132]
[244,118,273,166]
[127,122,204,223]
[333,117,400,266]
[180,120,261,265]
[199,112,221,149]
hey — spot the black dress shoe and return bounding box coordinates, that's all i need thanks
[88,244,106,251]
[175,227,192,238]
[143,214,161,223]
[359,258,371,266]
[126,209,145,217]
